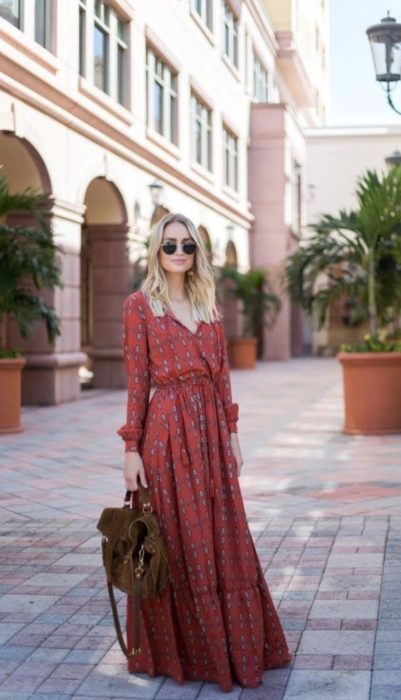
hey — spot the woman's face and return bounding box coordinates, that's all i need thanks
[159,222,196,275]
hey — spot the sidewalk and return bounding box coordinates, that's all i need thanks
[0,357,401,699]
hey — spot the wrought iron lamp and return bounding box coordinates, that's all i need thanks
[366,12,401,115]
[148,179,164,207]
[385,149,401,168]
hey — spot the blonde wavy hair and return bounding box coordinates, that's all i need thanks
[142,213,221,324]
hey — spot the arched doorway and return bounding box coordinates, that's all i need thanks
[150,205,170,228]
[0,132,69,404]
[198,225,213,264]
[81,177,130,389]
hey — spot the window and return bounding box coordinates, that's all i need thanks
[117,19,127,106]
[94,0,110,92]
[222,1,238,67]
[0,0,53,49]
[146,47,178,145]
[79,0,128,106]
[191,94,212,171]
[223,126,238,191]
[79,0,86,76]
[0,0,20,28]
[293,162,302,235]
[192,0,212,30]
[253,53,268,103]
[35,0,51,49]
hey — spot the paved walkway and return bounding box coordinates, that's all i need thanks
[1,358,401,699]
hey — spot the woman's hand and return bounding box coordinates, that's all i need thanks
[123,451,148,491]
[230,433,243,476]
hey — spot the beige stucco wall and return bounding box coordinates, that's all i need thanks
[306,126,401,221]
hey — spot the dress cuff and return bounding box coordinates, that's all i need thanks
[117,425,142,452]
[125,441,139,453]
[225,402,239,432]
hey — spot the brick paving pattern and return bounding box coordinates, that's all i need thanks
[0,358,401,698]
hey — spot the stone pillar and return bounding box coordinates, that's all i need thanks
[7,200,87,404]
[86,223,132,388]
[248,103,305,361]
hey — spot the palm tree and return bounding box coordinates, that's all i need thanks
[0,172,63,356]
[285,168,401,338]
[219,266,281,337]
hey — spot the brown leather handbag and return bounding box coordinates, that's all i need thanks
[96,486,171,657]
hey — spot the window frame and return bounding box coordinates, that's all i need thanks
[252,51,268,103]
[223,124,238,191]
[34,0,51,48]
[191,0,212,30]
[0,0,21,29]
[94,0,110,93]
[146,46,179,146]
[222,1,238,67]
[191,92,212,172]
[79,0,129,107]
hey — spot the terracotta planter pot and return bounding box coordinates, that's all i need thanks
[228,337,258,369]
[0,357,26,434]
[338,351,401,435]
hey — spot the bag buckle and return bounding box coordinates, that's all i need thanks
[134,545,145,579]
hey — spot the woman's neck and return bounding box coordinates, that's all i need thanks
[166,272,187,302]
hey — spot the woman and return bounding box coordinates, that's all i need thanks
[117,213,291,692]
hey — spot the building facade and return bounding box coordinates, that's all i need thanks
[0,0,330,404]
[249,0,329,359]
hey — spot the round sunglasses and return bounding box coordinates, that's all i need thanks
[161,241,197,255]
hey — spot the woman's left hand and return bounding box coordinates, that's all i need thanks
[230,433,243,476]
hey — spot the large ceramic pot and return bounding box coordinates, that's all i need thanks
[338,351,401,435]
[0,357,26,433]
[228,338,258,370]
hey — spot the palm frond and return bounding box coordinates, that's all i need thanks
[0,174,63,350]
[285,168,401,333]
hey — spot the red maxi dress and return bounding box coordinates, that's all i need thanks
[117,290,291,692]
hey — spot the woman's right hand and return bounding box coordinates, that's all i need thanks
[123,451,148,491]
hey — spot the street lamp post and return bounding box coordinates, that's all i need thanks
[226,224,234,241]
[366,12,401,115]
[148,179,164,208]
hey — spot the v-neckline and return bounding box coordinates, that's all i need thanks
[139,290,201,336]
[165,307,201,336]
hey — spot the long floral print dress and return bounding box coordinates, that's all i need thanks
[117,290,291,692]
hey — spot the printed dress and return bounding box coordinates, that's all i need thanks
[117,290,291,692]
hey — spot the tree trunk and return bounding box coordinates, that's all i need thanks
[368,249,377,336]
[0,313,7,352]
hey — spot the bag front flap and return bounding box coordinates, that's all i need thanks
[96,507,140,541]
[97,508,161,542]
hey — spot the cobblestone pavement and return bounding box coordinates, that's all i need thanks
[1,358,401,699]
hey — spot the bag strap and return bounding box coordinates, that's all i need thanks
[105,554,143,658]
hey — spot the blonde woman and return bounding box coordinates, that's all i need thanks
[118,213,291,692]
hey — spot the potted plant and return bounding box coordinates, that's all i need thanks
[218,266,281,369]
[285,168,401,434]
[0,173,62,433]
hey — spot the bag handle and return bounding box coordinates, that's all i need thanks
[124,486,153,513]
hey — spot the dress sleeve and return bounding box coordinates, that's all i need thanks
[117,294,151,453]
[215,320,239,433]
